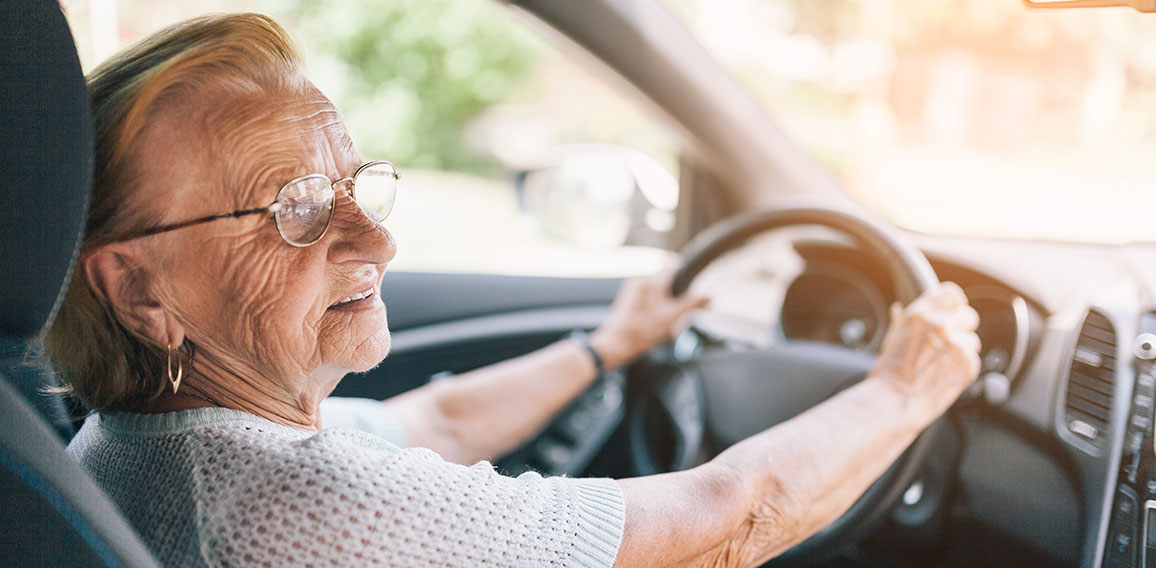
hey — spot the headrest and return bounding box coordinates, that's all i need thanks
[0,1,93,339]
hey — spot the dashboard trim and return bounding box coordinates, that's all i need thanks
[1053,297,1140,568]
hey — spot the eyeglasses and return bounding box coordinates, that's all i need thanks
[118,160,399,247]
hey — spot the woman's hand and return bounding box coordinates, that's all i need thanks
[869,282,982,422]
[590,267,709,371]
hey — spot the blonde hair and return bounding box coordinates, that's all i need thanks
[45,13,304,412]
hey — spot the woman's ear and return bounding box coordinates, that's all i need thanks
[83,243,185,349]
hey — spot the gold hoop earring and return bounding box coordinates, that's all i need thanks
[167,343,183,393]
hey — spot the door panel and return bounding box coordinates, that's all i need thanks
[332,271,622,400]
[381,272,621,331]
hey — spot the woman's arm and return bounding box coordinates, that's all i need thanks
[614,284,981,567]
[382,270,708,465]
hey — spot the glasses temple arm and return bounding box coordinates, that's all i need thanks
[115,207,272,242]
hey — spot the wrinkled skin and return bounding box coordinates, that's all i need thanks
[872,283,982,405]
[92,83,396,428]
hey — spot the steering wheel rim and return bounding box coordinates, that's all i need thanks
[673,203,937,301]
[665,201,944,565]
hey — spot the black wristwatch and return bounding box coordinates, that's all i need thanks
[569,329,606,378]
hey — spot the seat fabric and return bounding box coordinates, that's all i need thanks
[0,1,160,566]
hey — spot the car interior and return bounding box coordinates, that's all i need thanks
[5,0,1156,567]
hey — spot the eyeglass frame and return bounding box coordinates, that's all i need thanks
[113,159,400,247]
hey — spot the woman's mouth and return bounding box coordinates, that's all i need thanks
[329,288,378,311]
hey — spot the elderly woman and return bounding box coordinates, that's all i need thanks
[47,12,980,568]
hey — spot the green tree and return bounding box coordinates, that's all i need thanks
[275,0,542,173]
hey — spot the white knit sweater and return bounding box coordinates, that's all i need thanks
[67,398,625,567]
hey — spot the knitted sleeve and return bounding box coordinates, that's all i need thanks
[319,397,406,446]
[190,424,625,567]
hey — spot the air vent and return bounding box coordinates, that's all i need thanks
[1064,310,1117,446]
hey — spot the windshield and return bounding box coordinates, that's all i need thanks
[668,0,1156,244]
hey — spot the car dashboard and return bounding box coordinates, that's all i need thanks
[769,236,1156,568]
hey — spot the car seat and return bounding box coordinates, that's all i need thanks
[0,1,159,566]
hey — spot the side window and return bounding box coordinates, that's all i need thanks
[66,0,679,277]
[285,0,680,277]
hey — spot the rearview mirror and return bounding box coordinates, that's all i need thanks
[1022,0,1156,12]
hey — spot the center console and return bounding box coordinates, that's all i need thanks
[1104,324,1156,568]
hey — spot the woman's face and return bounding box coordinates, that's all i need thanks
[133,84,396,395]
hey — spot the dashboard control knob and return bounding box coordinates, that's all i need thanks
[1135,333,1156,360]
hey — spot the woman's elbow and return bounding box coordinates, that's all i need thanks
[615,462,799,568]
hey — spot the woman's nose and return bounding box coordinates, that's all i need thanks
[325,193,397,265]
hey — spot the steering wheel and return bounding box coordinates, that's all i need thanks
[628,201,946,566]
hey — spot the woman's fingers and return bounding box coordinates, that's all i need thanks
[594,265,713,366]
[668,292,710,338]
[935,281,969,307]
[683,293,711,312]
[873,282,983,399]
[954,304,980,332]
[675,288,710,312]
[907,284,979,335]
[955,328,982,356]
[912,281,967,314]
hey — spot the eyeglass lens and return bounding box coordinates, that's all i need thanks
[272,161,398,247]
[352,161,399,223]
[274,175,335,246]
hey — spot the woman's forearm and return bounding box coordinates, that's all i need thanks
[611,284,979,567]
[382,272,705,464]
[383,338,601,464]
[614,376,926,568]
